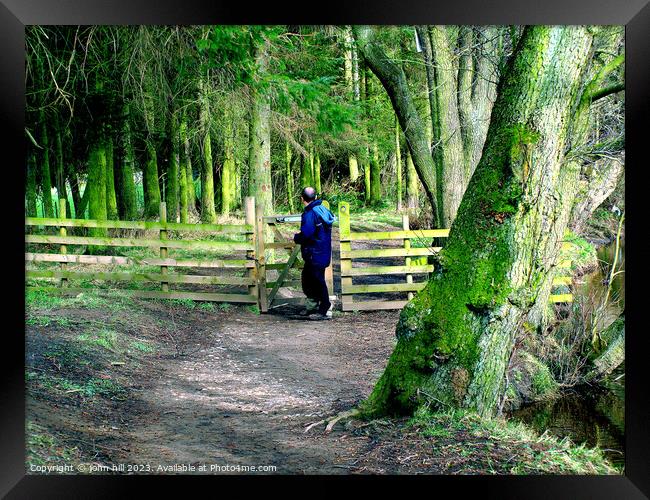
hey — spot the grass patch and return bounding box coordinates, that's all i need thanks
[77,329,118,351]
[198,302,215,312]
[26,421,81,470]
[129,340,155,353]
[32,373,128,400]
[407,407,617,474]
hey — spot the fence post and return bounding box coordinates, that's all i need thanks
[403,214,413,301]
[159,202,169,292]
[255,199,268,312]
[245,196,259,302]
[339,202,352,311]
[59,198,68,288]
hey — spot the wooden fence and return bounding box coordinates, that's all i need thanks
[25,198,259,304]
[25,198,573,311]
[338,201,574,312]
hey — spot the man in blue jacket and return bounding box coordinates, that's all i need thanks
[293,187,335,320]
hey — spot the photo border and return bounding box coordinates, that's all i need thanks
[1,0,648,497]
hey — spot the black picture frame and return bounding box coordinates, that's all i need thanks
[2,1,648,497]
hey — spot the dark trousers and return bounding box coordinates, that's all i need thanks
[301,261,331,315]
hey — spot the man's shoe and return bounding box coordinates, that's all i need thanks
[325,303,333,318]
[308,313,331,321]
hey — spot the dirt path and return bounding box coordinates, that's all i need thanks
[26,295,402,474]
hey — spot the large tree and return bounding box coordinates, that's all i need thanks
[360,25,595,418]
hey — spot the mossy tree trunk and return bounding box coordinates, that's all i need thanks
[88,142,108,237]
[395,117,403,210]
[198,76,217,223]
[285,142,295,212]
[361,26,593,419]
[221,104,236,215]
[179,116,196,216]
[105,136,118,220]
[119,103,138,220]
[370,143,381,205]
[406,149,419,210]
[314,152,322,194]
[299,154,312,189]
[167,111,180,222]
[248,37,273,214]
[26,151,38,216]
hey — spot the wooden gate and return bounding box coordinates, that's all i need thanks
[257,201,334,312]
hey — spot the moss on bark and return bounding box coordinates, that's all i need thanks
[361,26,593,419]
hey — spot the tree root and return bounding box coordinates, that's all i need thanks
[304,408,361,434]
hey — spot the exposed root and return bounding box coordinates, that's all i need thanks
[304,408,361,434]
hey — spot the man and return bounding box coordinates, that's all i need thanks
[293,187,335,320]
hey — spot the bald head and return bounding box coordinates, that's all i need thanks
[301,186,317,203]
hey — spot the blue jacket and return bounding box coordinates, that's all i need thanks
[293,199,335,267]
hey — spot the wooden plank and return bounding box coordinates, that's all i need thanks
[338,202,354,311]
[25,217,253,233]
[342,264,434,276]
[266,280,302,288]
[342,282,427,294]
[266,261,304,270]
[267,245,301,305]
[27,270,255,286]
[25,253,253,268]
[340,247,440,259]
[343,229,450,241]
[265,241,296,250]
[552,276,572,286]
[549,293,574,303]
[26,234,254,251]
[26,286,258,303]
[342,300,408,311]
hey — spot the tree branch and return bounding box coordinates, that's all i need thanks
[590,82,624,102]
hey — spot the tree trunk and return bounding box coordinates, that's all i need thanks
[428,26,466,227]
[179,117,195,215]
[218,104,235,215]
[406,149,419,210]
[299,154,312,188]
[354,26,439,227]
[344,27,361,183]
[39,112,54,218]
[53,114,70,216]
[370,143,381,205]
[396,117,403,210]
[105,136,118,220]
[314,152,322,194]
[167,112,180,222]
[285,142,295,212]
[198,77,217,223]
[120,103,138,220]
[26,152,38,216]
[361,26,593,419]
[248,38,273,214]
[88,143,108,237]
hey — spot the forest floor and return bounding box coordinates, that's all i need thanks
[25,291,616,475]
